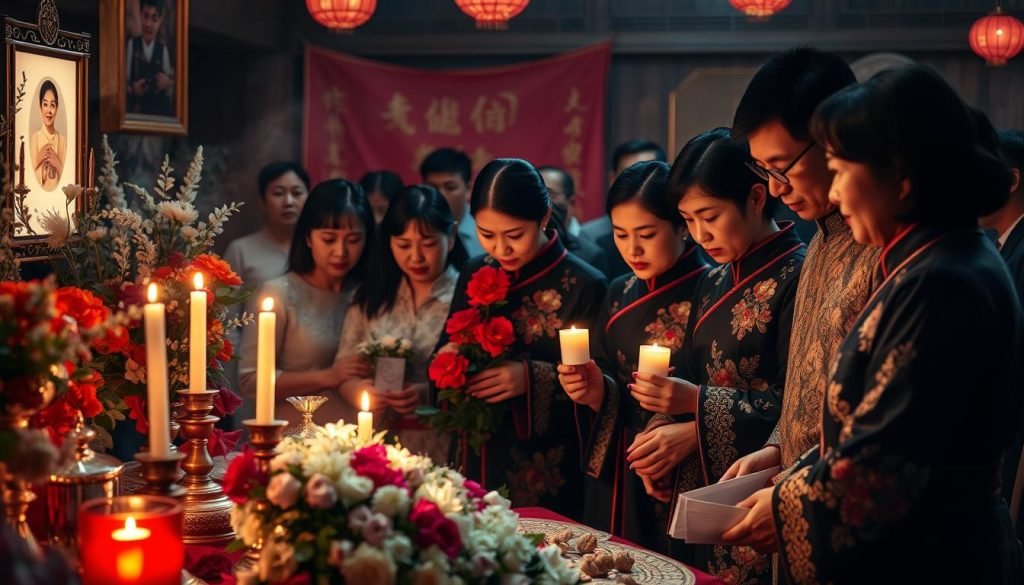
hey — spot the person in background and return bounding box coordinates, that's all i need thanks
[724,64,1023,585]
[582,140,667,279]
[981,129,1024,536]
[558,160,708,554]
[224,162,310,289]
[420,147,484,258]
[337,185,466,464]
[433,158,607,519]
[539,164,608,273]
[239,179,373,427]
[360,170,404,224]
[720,48,879,505]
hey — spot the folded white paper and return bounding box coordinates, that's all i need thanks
[668,466,780,545]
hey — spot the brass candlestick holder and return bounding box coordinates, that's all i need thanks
[236,418,288,573]
[176,389,234,545]
[243,419,288,475]
[133,451,186,498]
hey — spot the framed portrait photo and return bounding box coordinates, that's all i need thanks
[2,7,90,261]
[100,0,188,135]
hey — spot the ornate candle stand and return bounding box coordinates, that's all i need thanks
[236,418,287,572]
[176,389,234,544]
[133,451,186,498]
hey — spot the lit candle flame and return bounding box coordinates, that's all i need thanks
[261,297,274,312]
[361,390,370,412]
[652,343,659,349]
[193,272,204,290]
[570,325,577,332]
[112,515,151,542]
[147,283,158,303]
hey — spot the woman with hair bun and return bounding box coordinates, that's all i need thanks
[723,64,1024,585]
[433,158,607,518]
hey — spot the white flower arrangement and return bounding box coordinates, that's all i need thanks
[356,335,414,361]
[224,423,578,585]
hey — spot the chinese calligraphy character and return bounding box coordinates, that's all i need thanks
[564,87,587,114]
[425,97,462,135]
[326,116,345,141]
[563,115,584,139]
[382,92,417,136]
[323,87,347,113]
[561,141,582,167]
[470,92,519,134]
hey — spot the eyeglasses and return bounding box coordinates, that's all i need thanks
[745,142,815,185]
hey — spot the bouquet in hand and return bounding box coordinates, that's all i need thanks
[356,335,413,373]
[421,265,516,454]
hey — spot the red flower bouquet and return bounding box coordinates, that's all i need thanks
[421,265,516,454]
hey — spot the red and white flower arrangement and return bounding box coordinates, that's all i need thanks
[225,424,577,585]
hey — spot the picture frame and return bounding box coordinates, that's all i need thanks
[2,3,90,262]
[99,0,188,135]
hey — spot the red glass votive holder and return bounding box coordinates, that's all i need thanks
[78,495,184,585]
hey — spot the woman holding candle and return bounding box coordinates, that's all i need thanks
[556,160,709,554]
[337,185,466,463]
[635,128,806,583]
[239,179,373,427]
[723,66,1023,585]
[433,158,606,518]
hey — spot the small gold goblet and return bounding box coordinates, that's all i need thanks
[284,396,328,439]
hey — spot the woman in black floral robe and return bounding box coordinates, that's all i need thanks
[725,65,1023,584]
[558,161,709,553]
[632,129,806,582]
[434,158,606,519]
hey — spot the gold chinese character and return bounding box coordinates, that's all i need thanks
[326,142,343,167]
[382,92,416,136]
[563,115,584,139]
[323,87,347,113]
[425,97,462,135]
[564,87,587,114]
[561,141,582,166]
[470,92,519,134]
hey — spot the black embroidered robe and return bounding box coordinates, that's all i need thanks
[435,233,607,519]
[670,223,806,583]
[773,224,1024,585]
[578,245,709,553]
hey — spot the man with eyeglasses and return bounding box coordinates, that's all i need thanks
[714,48,883,557]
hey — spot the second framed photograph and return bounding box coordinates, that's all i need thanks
[100,0,188,135]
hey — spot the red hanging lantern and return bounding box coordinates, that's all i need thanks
[455,0,530,30]
[729,0,792,20]
[306,0,377,32]
[969,6,1024,66]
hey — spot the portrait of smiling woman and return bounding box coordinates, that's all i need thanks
[30,79,67,192]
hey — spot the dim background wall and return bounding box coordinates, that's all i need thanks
[3,0,1022,247]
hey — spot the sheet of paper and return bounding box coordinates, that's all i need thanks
[668,466,780,544]
[374,357,406,392]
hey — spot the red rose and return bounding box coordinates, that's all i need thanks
[350,444,407,489]
[215,337,234,363]
[445,308,482,343]
[68,378,103,417]
[55,287,110,330]
[466,266,510,307]
[34,398,78,445]
[409,498,463,560]
[123,395,149,434]
[222,446,264,503]
[474,317,515,358]
[128,344,147,365]
[429,352,470,390]
[464,479,487,500]
[96,325,129,355]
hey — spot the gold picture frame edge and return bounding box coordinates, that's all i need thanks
[99,0,188,136]
[3,15,90,262]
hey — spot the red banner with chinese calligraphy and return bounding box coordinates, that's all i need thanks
[303,42,611,220]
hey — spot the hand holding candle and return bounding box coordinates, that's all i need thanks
[188,272,206,393]
[255,297,276,424]
[358,391,372,444]
[559,326,590,366]
[144,284,170,458]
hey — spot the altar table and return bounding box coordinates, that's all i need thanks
[183,506,725,584]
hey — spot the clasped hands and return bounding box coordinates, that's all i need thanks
[332,355,420,415]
